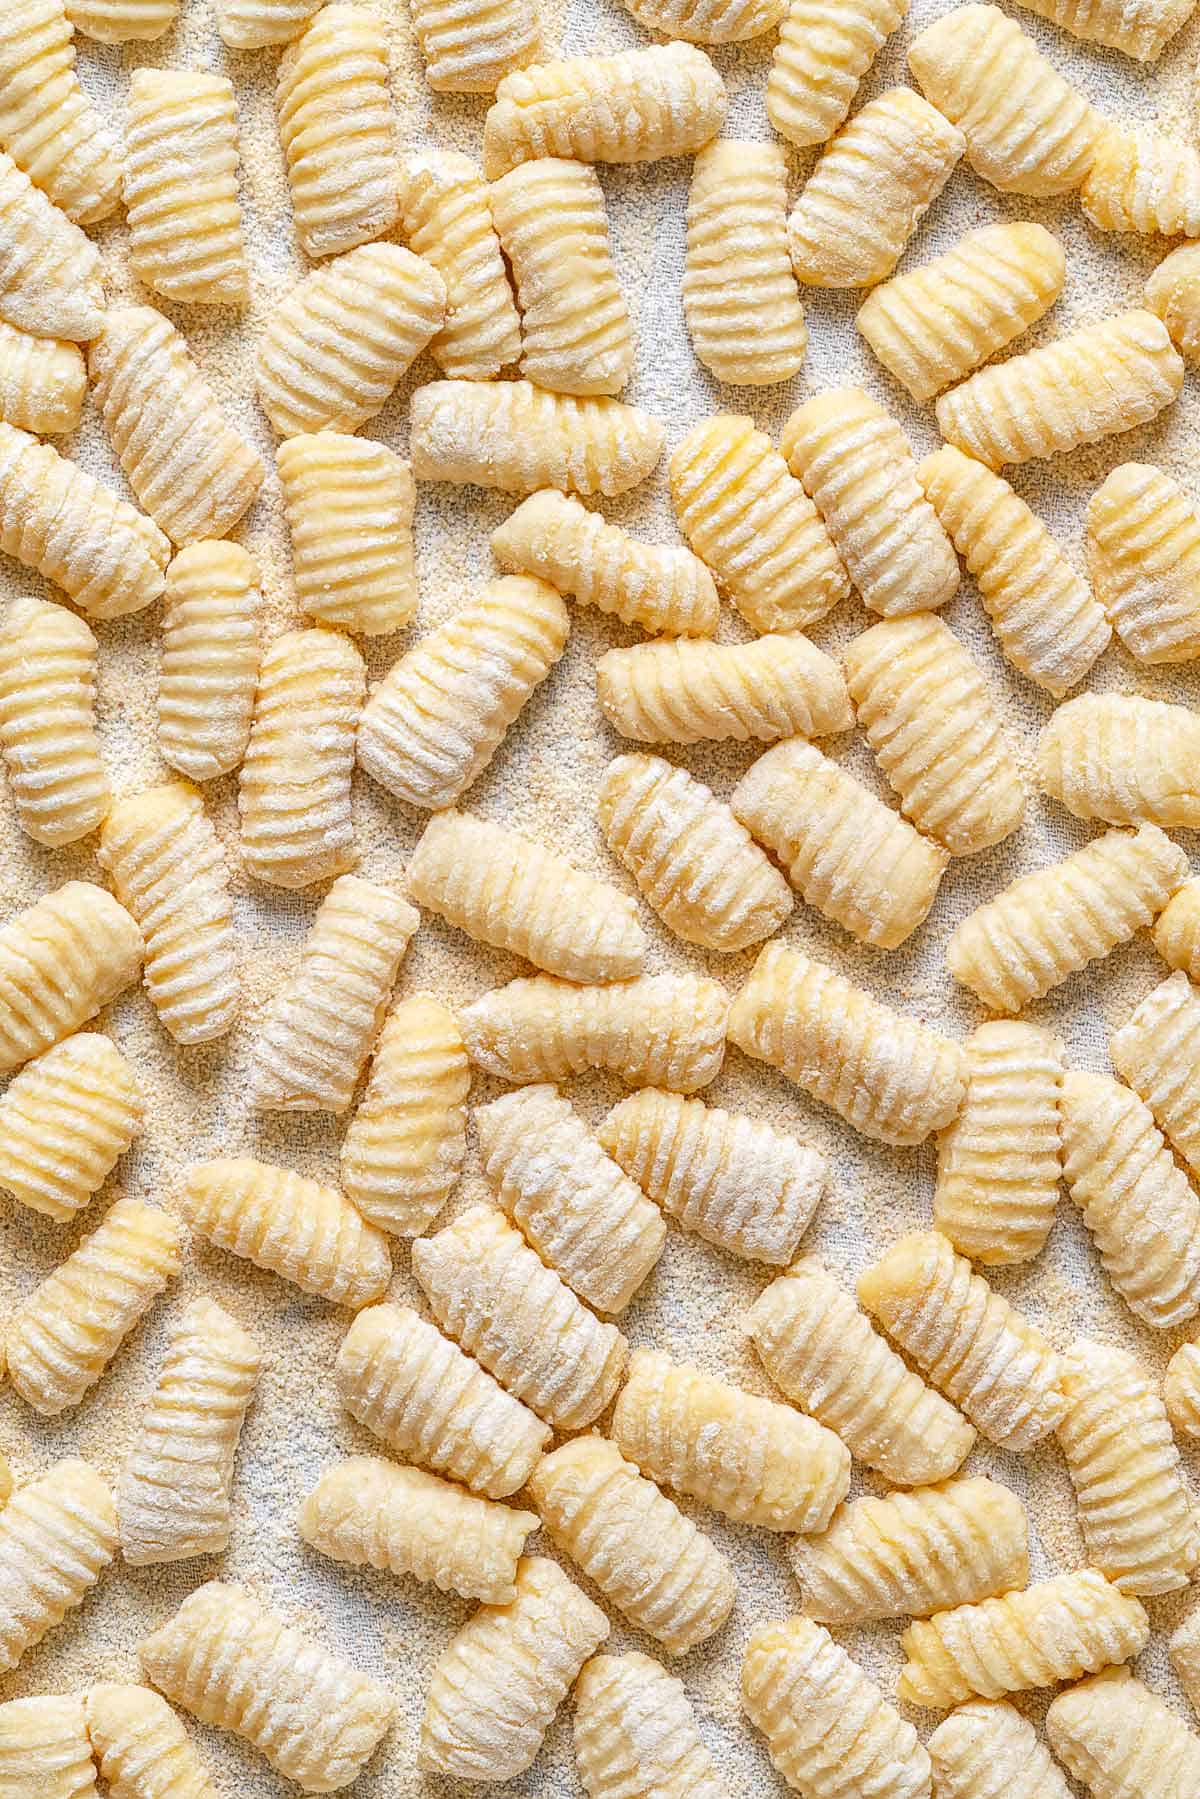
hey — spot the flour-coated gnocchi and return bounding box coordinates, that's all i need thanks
[598,1088,825,1266]
[928,1700,1072,1799]
[340,994,469,1236]
[1060,1070,1200,1330]
[787,88,963,290]
[900,1571,1148,1710]
[936,310,1184,469]
[946,825,1188,1014]
[256,244,445,438]
[98,782,239,1046]
[845,613,1024,855]
[481,44,725,177]
[410,379,664,496]
[907,3,1101,195]
[357,576,567,810]
[858,1230,1066,1451]
[743,1616,931,1799]
[238,627,363,889]
[683,140,807,385]
[782,386,959,615]
[1085,462,1200,664]
[729,942,967,1145]
[0,1032,141,1222]
[409,808,643,983]
[412,1202,628,1426]
[276,5,398,261]
[595,634,851,745]
[158,543,261,784]
[336,1302,550,1497]
[611,1345,850,1532]
[125,69,247,305]
[1048,1668,1200,1799]
[1082,124,1200,236]
[529,1434,735,1655]
[298,1455,536,1604]
[0,0,121,223]
[117,1296,261,1566]
[767,0,906,148]
[1037,693,1200,826]
[0,319,83,434]
[934,1021,1063,1266]
[856,222,1065,403]
[410,0,540,89]
[278,434,417,637]
[88,308,263,549]
[86,1683,218,1799]
[0,1693,97,1799]
[251,876,417,1114]
[139,1580,394,1793]
[6,1197,181,1415]
[460,971,729,1092]
[0,1460,116,1674]
[420,1557,608,1783]
[745,1258,976,1486]
[1111,970,1200,1183]
[573,1652,725,1799]
[669,414,850,633]
[396,150,520,377]
[0,150,103,341]
[476,1084,664,1315]
[181,1157,391,1310]
[0,593,108,846]
[492,489,718,637]
[0,881,142,1076]
[491,157,632,396]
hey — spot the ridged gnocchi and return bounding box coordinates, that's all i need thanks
[155,550,258,802]
[919,444,1110,694]
[845,613,1024,855]
[856,222,1065,404]
[611,1345,850,1532]
[420,1557,608,1783]
[936,310,1184,470]
[0,592,108,846]
[767,0,906,149]
[278,434,417,637]
[529,1435,735,1655]
[98,782,239,1046]
[250,875,418,1112]
[476,1084,664,1315]
[669,414,850,633]
[490,157,633,396]
[340,993,469,1237]
[729,942,967,1146]
[124,68,247,306]
[181,1157,391,1310]
[410,378,664,496]
[0,881,142,1076]
[858,1230,1066,1450]
[946,825,1188,1014]
[275,4,398,261]
[336,1302,550,1497]
[599,753,792,953]
[116,1296,261,1565]
[1056,1338,1197,1594]
[745,1258,977,1486]
[0,1031,141,1222]
[460,971,728,1092]
[782,386,959,615]
[1085,462,1200,664]
[6,1197,181,1415]
[492,489,718,637]
[595,634,851,744]
[731,737,946,949]
[408,808,644,983]
[412,1202,628,1425]
[683,139,806,384]
[298,1455,536,1604]
[396,149,520,377]
[743,1616,931,1799]
[598,1088,825,1266]
[787,88,963,289]
[934,1021,1063,1266]
[357,576,567,810]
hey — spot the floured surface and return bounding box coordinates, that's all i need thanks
[1,0,1200,1791]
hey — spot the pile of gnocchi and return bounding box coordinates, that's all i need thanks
[4,0,1200,1790]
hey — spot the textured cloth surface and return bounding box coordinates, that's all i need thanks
[1,0,1199,1791]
